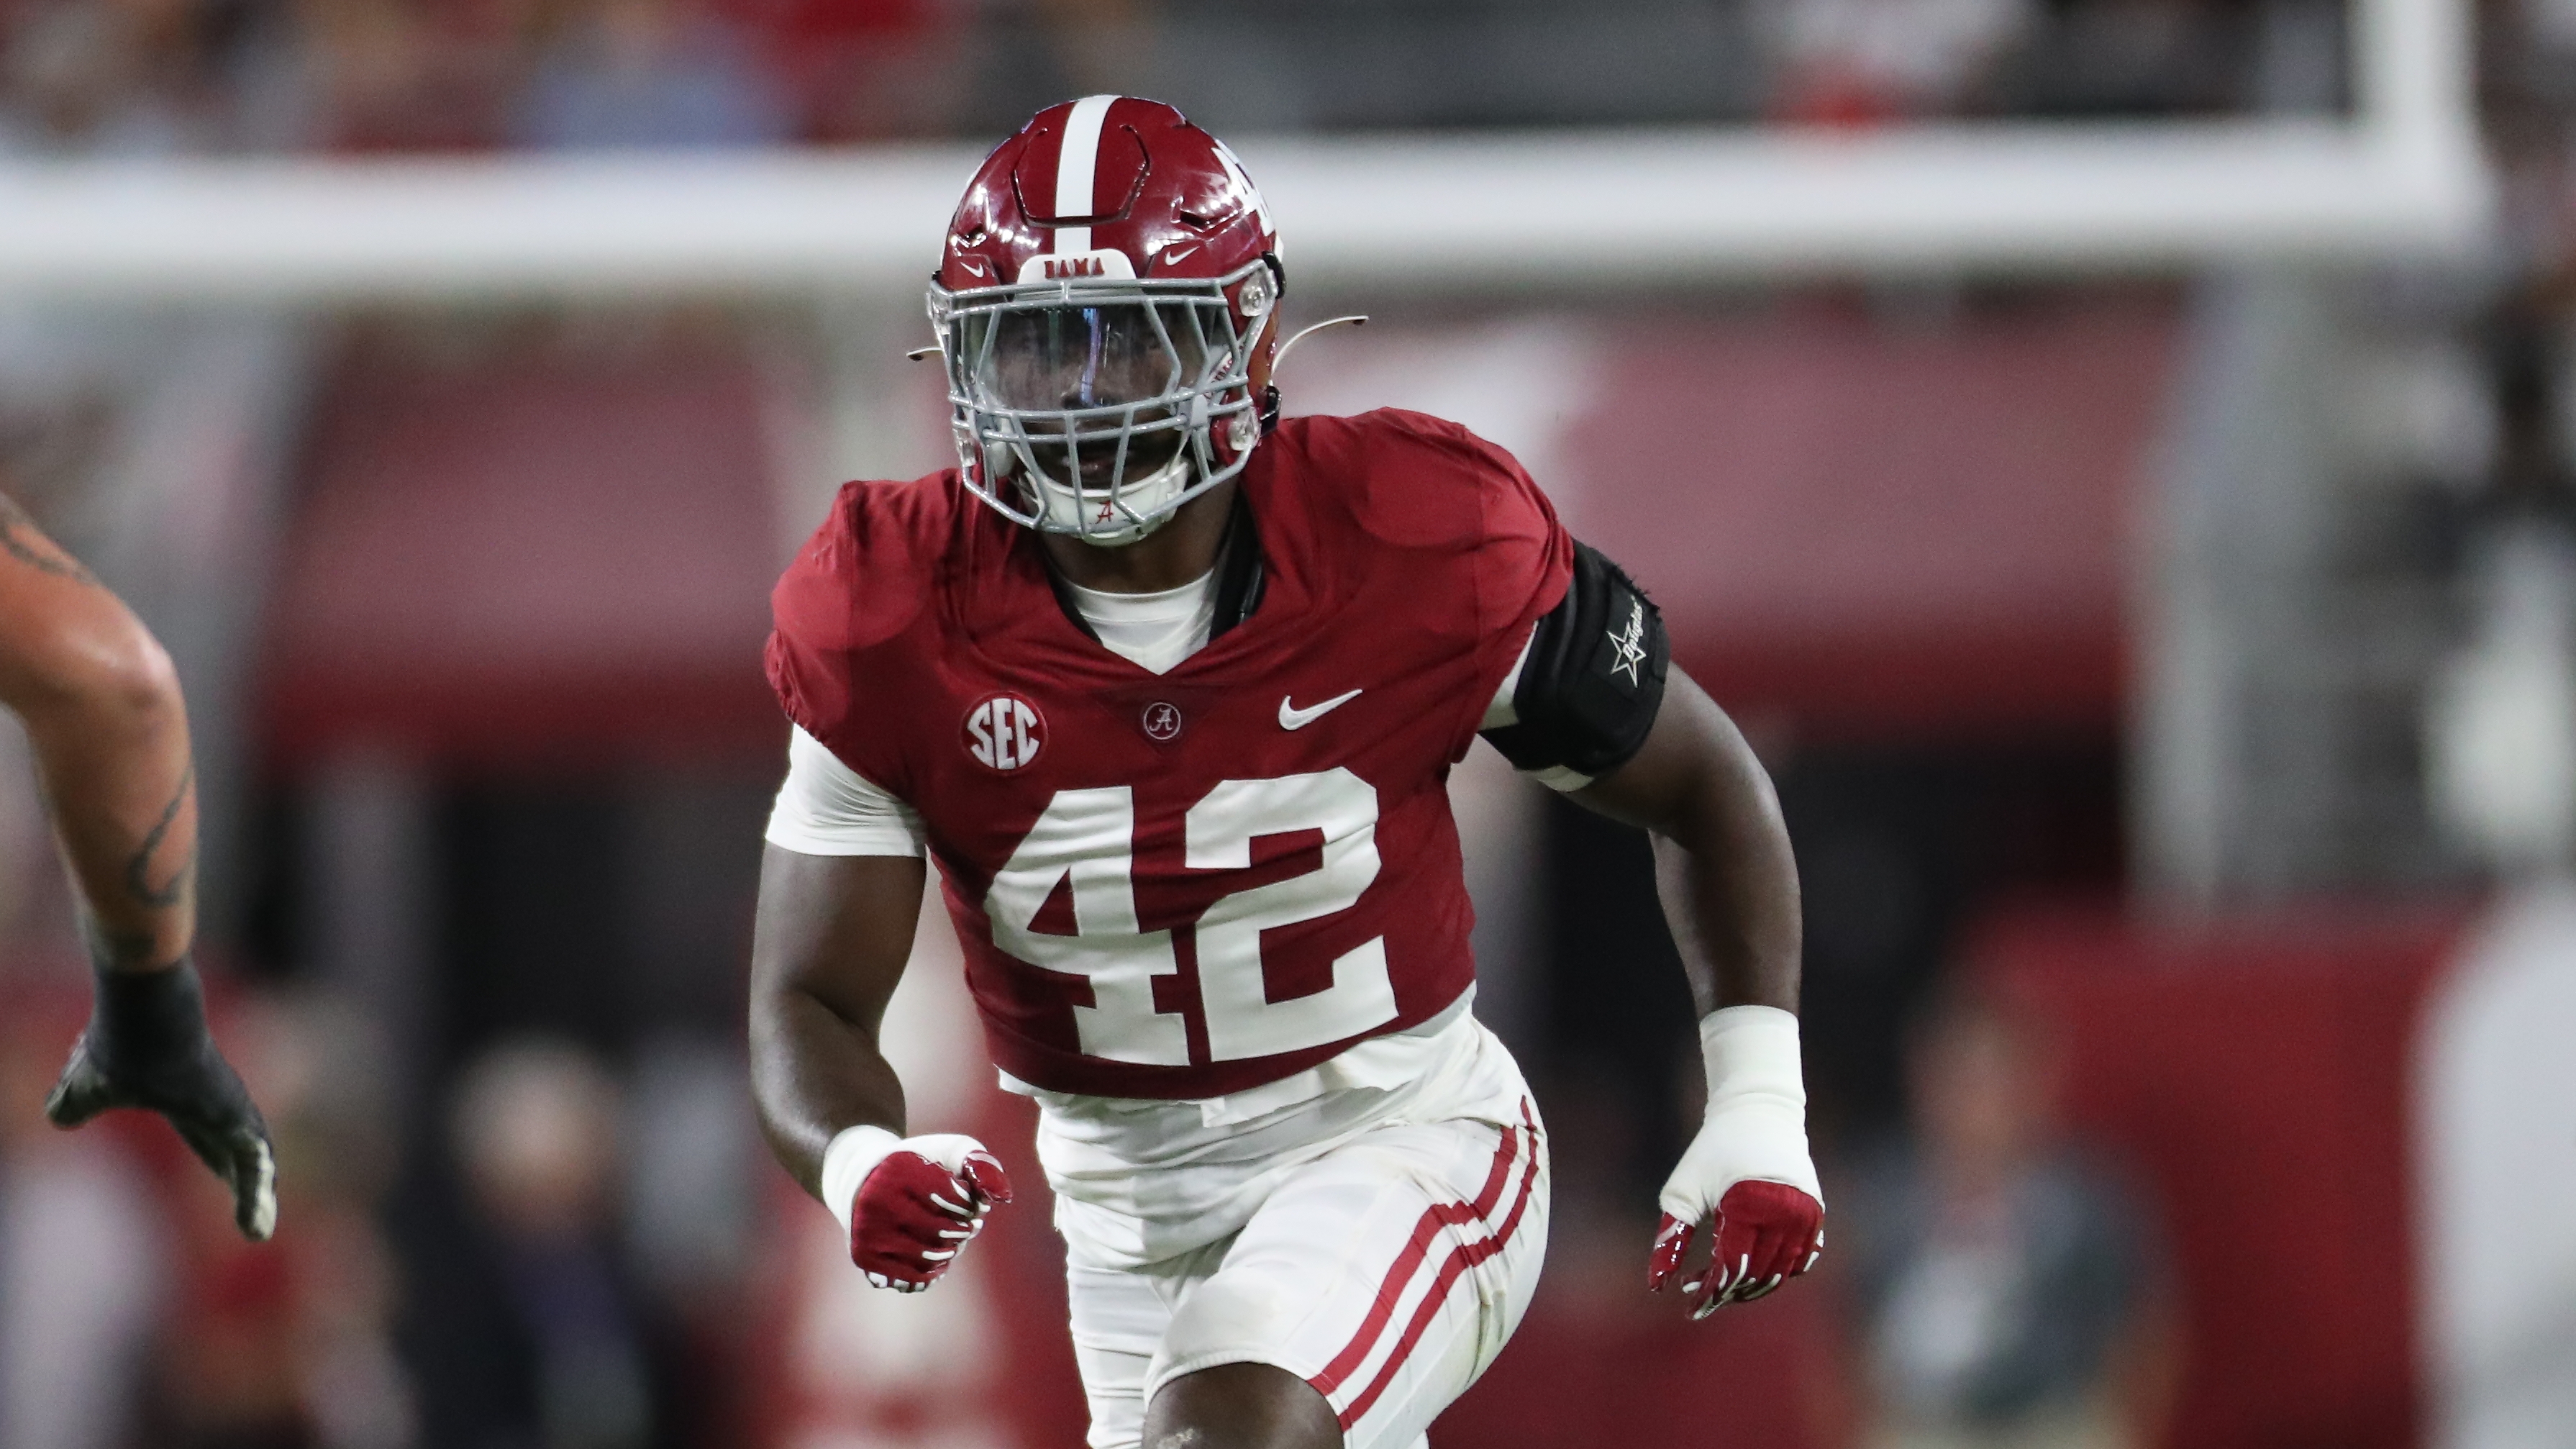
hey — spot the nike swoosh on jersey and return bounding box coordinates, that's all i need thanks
[1278,689,1363,730]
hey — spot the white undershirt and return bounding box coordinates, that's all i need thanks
[1060,571,1223,677]
[763,576,1565,858]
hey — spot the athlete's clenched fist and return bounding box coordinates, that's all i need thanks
[1647,1004,1824,1317]
[822,1127,1014,1291]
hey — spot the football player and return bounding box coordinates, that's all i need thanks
[750,96,1821,1449]
[0,492,276,1240]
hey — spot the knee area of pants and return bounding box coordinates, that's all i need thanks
[1162,1276,1288,1367]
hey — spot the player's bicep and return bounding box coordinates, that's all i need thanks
[1568,667,1765,838]
[0,498,168,718]
[750,845,926,1040]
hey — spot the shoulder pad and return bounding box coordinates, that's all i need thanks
[1278,409,1553,553]
[766,471,966,742]
[771,474,964,653]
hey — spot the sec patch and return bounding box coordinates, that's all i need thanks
[964,694,1045,771]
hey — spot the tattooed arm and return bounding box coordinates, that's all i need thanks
[0,493,276,1240]
[0,494,196,968]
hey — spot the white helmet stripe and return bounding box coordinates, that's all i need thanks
[1052,94,1117,256]
[1210,138,1273,237]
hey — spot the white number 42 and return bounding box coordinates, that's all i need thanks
[983,768,1398,1064]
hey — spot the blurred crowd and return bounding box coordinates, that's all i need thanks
[0,0,2352,159]
[0,0,932,154]
[0,976,753,1449]
[1819,990,2175,1449]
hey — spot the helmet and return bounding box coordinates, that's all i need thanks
[931,96,1283,546]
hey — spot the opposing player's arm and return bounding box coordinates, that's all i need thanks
[0,493,197,971]
[747,733,1013,1292]
[1484,540,1821,1314]
[0,491,276,1242]
[747,845,927,1196]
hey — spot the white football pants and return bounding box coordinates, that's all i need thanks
[1064,1101,1549,1449]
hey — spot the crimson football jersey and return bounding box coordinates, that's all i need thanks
[767,409,1573,1099]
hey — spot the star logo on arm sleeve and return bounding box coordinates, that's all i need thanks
[1605,599,1648,688]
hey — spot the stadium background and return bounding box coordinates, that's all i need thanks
[0,0,2567,1444]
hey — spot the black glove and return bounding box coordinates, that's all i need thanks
[45,958,277,1241]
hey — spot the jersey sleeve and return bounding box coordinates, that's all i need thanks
[1297,409,1578,760]
[763,477,941,792]
[765,490,859,747]
[1455,420,1577,759]
[765,726,927,857]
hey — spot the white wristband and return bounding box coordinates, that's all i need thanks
[820,1125,903,1236]
[1660,1004,1823,1214]
[1701,1004,1807,1113]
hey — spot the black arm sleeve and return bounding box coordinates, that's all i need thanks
[1480,539,1669,779]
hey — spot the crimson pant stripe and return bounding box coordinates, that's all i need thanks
[1308,1101,1536,1398]
[1333,1111,1544,1431]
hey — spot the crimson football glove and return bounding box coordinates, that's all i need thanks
[822,1127,1013,1292]
[46,958,277,1242]
[1647,1005,1824,1317]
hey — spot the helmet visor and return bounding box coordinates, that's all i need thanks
[966,301,1213,412]
[959,300,1220,488]
[933,266,1266,537]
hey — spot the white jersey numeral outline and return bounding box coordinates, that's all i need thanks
[983,771,1396,1065]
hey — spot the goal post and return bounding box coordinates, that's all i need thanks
[0,0,2490,301]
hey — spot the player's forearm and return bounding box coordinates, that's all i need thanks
[1580,673,1801,1016]
[7,616,198,973]
[746,845,927,1199]
[750,986,911,1198]
[1,495,199,971]
[1652,796,1800,1017]
[1603,677,1825,1311]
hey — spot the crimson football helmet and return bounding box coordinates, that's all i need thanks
[931,96,1283,545]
